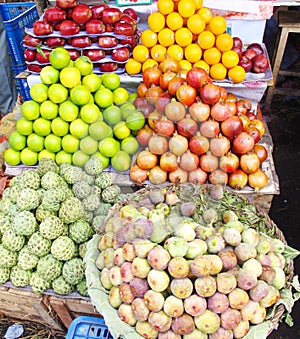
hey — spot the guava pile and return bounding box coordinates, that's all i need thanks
[94,184,299,338]
[5,46,144,172]
[0,157,128,295]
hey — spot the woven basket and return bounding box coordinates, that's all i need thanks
[85,183,295,339]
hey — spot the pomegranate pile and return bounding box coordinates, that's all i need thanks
[93,184,297,338]
[131,63,269,191]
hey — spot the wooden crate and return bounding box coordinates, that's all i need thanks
[0,285,64,332]
[49,295,101,329]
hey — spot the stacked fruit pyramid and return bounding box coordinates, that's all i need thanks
[86,183,300,339]
[4,46,145,171]
[0,157,131,295]
[126,0,247,83]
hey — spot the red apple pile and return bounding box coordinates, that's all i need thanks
[23,1,138,73]
[130,58,269,192]
[233,37,269,74]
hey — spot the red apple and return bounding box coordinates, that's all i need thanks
[23,34,42,47]
[238,55,253,72]
[99,62,119,72]
[33,21,53,36]
[56,0,78,9]
[114,21,136,36]
[66,49,80,60]
[98,36,118,48]
[35,49,51,63]
[242,49,257,60]
[24,49,36,62]
[91,4,109,19]
[85,19,106,34]
[71,36,92,48]
[252,54,269,73]
[233,36,243,49]
[71,4,93,24]
[111,47,130,62]
[247,43,264,55]
[232,46,242,58]
[44,7,66,24]
[59,20,80,35]
[45,37,66,48]
[123,8,138,20]
[101,7,122,24]
[27,64,43,72]
[83,49,106,61]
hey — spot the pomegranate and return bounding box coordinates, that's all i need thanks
[159,71,177,91]
[248,169,268,192]
[186,67,209,88]
[153,116,175,137]
[189,101,210,122]
[219,153,239,173]
[189,133,210,155]
[228,169,248,190]
[169,167,188,183]
[210,135,231,157]
[160,152,178,172]
[136,149,158,170]
[210,102,230,122]
[130,164,148,185]
[145,85,164,105]
[137,124,153,146]
[199,152,219,172]
[165,101,186,122]
[246,125,261,143]
[160,56,180,73]
[232,132,255,155]
[148,166,168,185]
[236,99,252,115]
[199,120,220,138]
[156,92,172,114]
[248,119,265,138]
[148,110,163,130]
[169,133,189,156]
[199,83,221,105]
[188,168,208,184]
[148,134,169,155]
[240,152,260,174]
[253,144,268,163]
[177,114,198,138]
[176,84,197,106]
[209,169,228,185]
[142,66,162,87]
[137,83,148,98]
[179,150,199,172]
[168,76,185,96]
[221,116,244,141]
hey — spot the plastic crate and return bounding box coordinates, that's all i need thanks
[66,316,113,339]
[11,64,31,101]
[0,2,39,66]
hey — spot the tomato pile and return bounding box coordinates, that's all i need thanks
[130,61,269,191]
[23,1,138,74]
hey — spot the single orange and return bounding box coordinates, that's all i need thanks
[179,59,192,70]
[187,14,206,35]
[142,59,159,71]
[167,44,184,61]
[158,28,175,47]
[197,30,215,49]
[132,45,149,63]
[141,30,158,48]
[216,33,234,52]
[148,12,166,32]
[175,27,193,47]
[228,65,246,83]
[177,0,196,18]
[184,43,202,63]
[197,7,213,24]
[151,44,167,62]
[222,50,239,69]
[208,15,227,35]
[210,62,227,80]
[157,0,175,15]
[203,47,221,65]
[166,12,184,31]
[193,60,210,73]
[125,58,142,75]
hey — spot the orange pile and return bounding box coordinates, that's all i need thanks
[125,0,246,83]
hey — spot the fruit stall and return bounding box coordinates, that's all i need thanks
[0,0,299,338]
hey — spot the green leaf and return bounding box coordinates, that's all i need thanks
[285,313,294,327]
[242,322,269,339]
[282,244,300,262]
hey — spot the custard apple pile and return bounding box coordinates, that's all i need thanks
[0,157,126,295]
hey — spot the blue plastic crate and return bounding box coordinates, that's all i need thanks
[0,2,39,66]
[11,63,31,101]
[66,316,114,339]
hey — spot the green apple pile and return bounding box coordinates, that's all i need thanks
[5,47,145,172]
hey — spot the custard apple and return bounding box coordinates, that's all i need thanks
[36,254,63,282]
[0,197,14,214]
[37,157,59,176]
[101,184,121,203]
[35,205,56,223]
[0,213,11,235]
[59,163,71,177]
[72,181,91,200]
[52,276,74,295]
[51,235,76,261]
[2,229,26,252]
[91,215,107,232]
[18,169,41,189]
[0,244,18,268]
[77,279,88,297]
[62,257,85,285]
[59,197,85,223]
[8,185,21,203]
[89,185,102,197]
[7,204,20,220]
[11,210,37,236]
[62,165,84,184]
[95,172,112,189]
[0,266,10,284]
[94,203,111,216]
[41,171,63,190]
[27,232,52,257]
[10,265,32,287]
[81,194,100,212]
[84,156,103,176]
[81,172,94,185]
[17,245,39,270]
[16,188,40,211]
[78,241,88,259]
[83,210,93,224]
[39,215,65,240]
[30,271,51,294]
[1,187,11,200]
[69,219,94,244]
